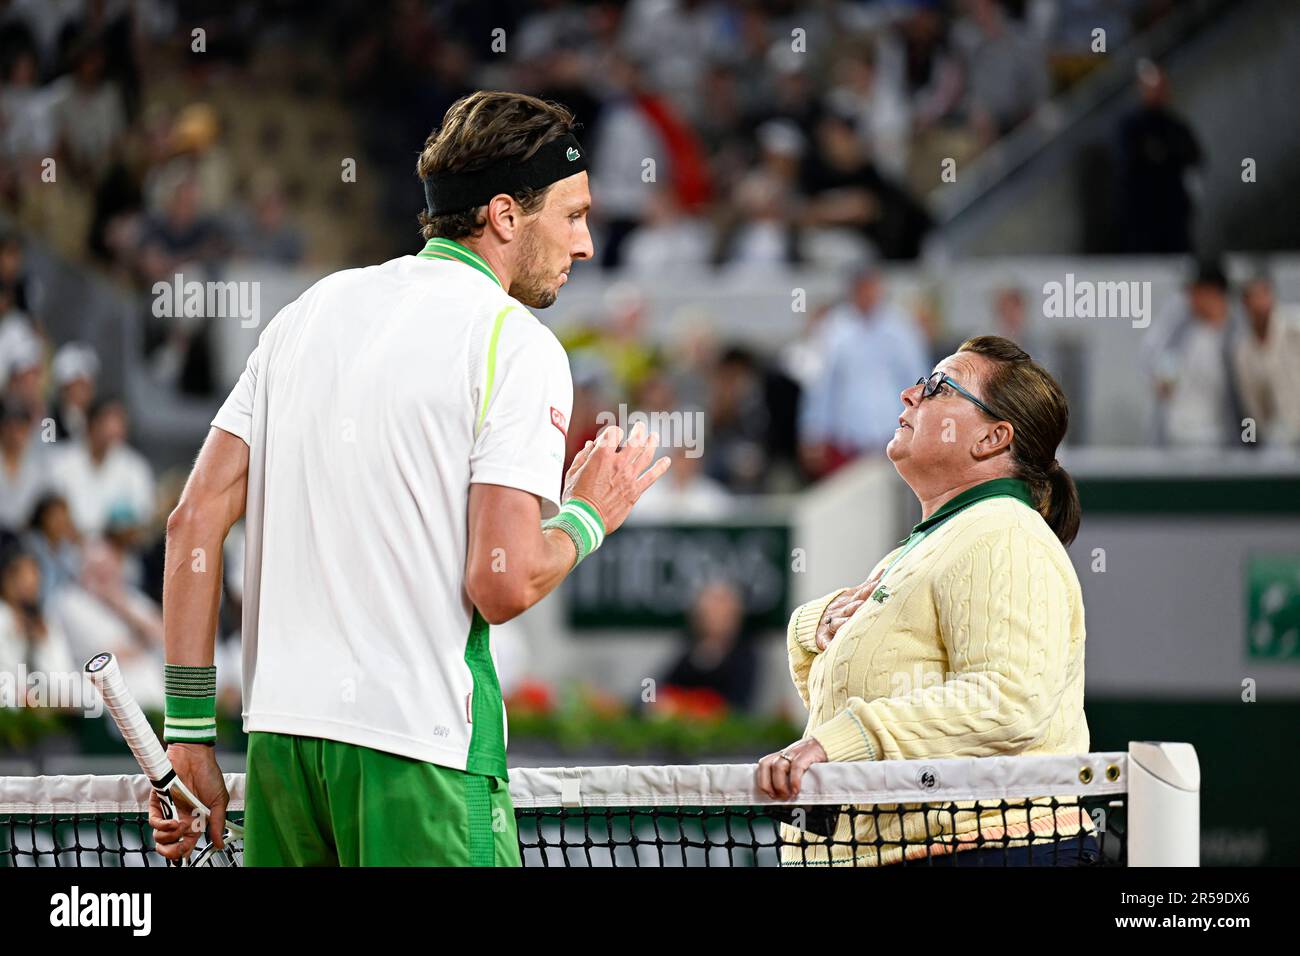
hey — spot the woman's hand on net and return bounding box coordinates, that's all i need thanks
[757,738,829,800]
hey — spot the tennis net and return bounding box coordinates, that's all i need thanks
[0,745,1198,866]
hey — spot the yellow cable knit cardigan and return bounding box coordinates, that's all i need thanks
[782,479,1090,866]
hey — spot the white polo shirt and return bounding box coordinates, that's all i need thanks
[212,238,572,778]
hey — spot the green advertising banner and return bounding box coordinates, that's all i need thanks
[565,523,791,630]
[1246,553,1300,661]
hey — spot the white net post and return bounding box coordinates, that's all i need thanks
[1126,741,1200,866]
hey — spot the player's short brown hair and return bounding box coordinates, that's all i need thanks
[416,91,579,241]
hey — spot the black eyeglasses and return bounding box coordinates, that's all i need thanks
[915,371,1003,420]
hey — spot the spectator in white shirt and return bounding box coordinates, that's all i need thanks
[0,538,75,695]
[50,38,128,186]
[50,397,154,537]
[50,342,99,443]
[51,534,165,709]
[0,46,60,162]
[1234,274,1300,449]
[1145,261,1241,448]
[0,396,48,531]
[800,266,930,476]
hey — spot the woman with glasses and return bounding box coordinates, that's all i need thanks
[758,335,1093,866]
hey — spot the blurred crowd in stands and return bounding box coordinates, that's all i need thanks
[1,0,1189,277]
[3,0,1299,712]
[0,227,246,708]
[0,1,306,274]
[348,0,1183,268]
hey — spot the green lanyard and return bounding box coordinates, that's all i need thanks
[869,494,1022,604]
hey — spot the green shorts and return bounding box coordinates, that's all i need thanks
[242,731,519,867]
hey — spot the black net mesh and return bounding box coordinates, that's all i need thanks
[0,796,1126,867]
[0,812,246,867]
[514,796,1126,867]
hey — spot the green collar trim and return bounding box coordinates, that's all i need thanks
[417,237,502,289]
[910,477,1035,536]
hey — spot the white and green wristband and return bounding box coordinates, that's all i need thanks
[543,498,606,566]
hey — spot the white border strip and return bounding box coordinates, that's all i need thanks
[508,753,1128,809]
[0,773,248,814]
[0,753,1127,814]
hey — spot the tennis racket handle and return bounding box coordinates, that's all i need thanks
[84,652,174,784]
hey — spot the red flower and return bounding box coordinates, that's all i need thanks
[507,679,555,715]
[656,685,729,721]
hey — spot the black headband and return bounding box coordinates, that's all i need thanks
[422,132,588,216]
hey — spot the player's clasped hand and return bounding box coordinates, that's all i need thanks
[148,743,230,863]
[566,421,671,533]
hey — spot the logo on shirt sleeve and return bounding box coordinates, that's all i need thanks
[550,406,568,437]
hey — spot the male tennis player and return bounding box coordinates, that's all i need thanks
[148,91,669,865]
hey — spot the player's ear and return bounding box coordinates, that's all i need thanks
[484,194,518,240]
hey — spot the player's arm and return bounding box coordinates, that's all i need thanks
[465,422,669,624]
[465,485,575,624]
[150,425,248,859]
[163,426,249,665]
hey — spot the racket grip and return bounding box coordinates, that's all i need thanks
[84,652,174,785]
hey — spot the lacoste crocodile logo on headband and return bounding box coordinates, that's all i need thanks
[566,147,580,161]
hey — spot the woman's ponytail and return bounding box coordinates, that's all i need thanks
[957,336,1080,547]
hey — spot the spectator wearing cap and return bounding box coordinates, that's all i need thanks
[1233,274,1300,448]
[0,294,41,393]
[49,397,154,537]
[3,322,44,390]
[724,119,805,269]
[1145,260,1241,447]
[1,395,50,531]
[800,266,930,477]
[50,342,100,443]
